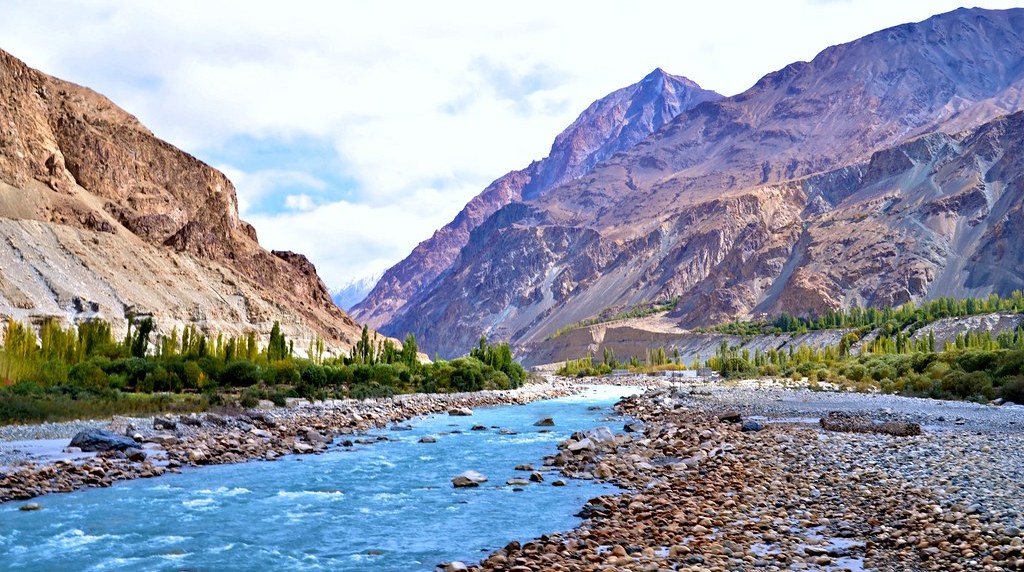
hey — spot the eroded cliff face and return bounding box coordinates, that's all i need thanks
[385,7,1024,358]
[350,69,721,329]
[0,49,362,348]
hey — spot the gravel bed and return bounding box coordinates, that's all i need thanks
[674,379,1024,433]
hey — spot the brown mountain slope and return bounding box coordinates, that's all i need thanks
[350,69,721,329]
[0,48,362,348]
[384,7,1024,358]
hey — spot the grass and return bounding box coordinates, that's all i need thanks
[0,390,209,426]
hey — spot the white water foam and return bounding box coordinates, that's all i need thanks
[198,486,251,497]
[48,528,126,551]
[181,498,217,510]
[274,491,346,499]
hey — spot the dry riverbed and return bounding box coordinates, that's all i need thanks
[462,377,1024,571]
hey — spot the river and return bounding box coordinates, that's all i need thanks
[0,385,640,571]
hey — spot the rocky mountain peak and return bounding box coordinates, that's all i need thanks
[0,47,364,350]
[382,7,1024,359]
[350,70,722,329]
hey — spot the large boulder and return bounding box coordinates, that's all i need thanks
[448,407,473,416]
[582,426,615,444]
[452,470,488,487]
[819,411,921,436]
[534,417,555,427]
[69,429,137,452]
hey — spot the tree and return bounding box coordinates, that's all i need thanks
[353,325,374,365]
[130,317,154,358]
[401,333,419,368]
[268,321,288,362]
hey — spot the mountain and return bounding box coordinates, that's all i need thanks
[383,7,1024,358]
[331,273,382,311]
[0,48,364,349]
[350,69,722,328]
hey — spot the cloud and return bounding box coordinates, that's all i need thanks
[0,0,1019,288]
[245,184,477,287]
[284,194,316,212]
[215,165,329,215]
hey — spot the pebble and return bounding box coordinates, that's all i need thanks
[1,381,585,503]
[460,376,1024,572]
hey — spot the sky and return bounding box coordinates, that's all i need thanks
[1,1,1019,289]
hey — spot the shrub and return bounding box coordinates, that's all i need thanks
[221,360,262,388]
[68,361,108,389]
[450,358,485,392]
[956,350,1000,374]
[349,383,394,400]
[845,363,868,382]
[239,387,262,408]
[941,370,993,400]
[999,376,1024,403]
[300,363,327,388]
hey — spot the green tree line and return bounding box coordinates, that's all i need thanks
[0,317,526,425]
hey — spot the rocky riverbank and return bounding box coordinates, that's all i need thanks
[464,379,1024,571]
[0,381,597,503]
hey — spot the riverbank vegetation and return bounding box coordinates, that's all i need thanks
[0,318,525,425]
[705,292,1024,336]
[559,296,1024,404]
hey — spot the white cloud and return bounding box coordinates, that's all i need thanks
[0,0,1019,286]
[284,194,316,212]
[245,185,477,287]
[215,166,327,215]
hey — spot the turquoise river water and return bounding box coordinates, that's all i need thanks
[0,385,639,571]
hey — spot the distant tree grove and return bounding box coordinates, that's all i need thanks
[0,317,527,425]
[560,292,1024,404]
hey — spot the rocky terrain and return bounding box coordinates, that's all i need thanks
[0,380,586,502]
[0,48,363,349]
[352,68,721,329]
[522,309,1024,369]
[379,7,1024,359]
[460,380,1024,571]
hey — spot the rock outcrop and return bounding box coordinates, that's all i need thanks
[0,48,363,349]
[381,7,1024,358]
[350,69,721,328]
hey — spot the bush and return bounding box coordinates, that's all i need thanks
[300,363,327,388]
[999,376,1024,403]
[450,358,485,392]
[956,350,1000,374]
[239,386,262,408]
[269,390,288,407]
[68,361,108,389]
[941,370,993,401]
[845,363,868,382]
[997,350,1024,378]
[221,360,262,388]
[349,383,394,400]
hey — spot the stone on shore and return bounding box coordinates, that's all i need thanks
[452,470,488,487]
[820,411,921,436]
[740,420,764,432]
[69,429,137,452]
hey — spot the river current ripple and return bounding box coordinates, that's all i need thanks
[0,385,639,571]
